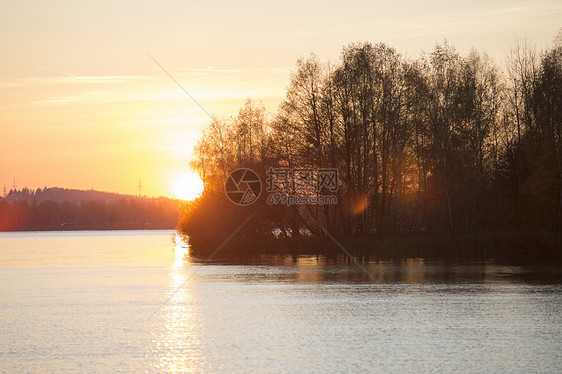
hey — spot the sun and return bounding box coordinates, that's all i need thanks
[173,172,204,201]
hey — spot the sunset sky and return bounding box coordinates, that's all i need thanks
[1,0,560,197]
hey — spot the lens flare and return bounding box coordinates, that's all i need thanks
[350,194,369,216]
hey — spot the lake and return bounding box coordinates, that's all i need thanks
[1,230,561,373]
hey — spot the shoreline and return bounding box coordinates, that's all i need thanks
[185,230,562,260]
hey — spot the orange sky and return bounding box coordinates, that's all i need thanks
[1,0,560,197]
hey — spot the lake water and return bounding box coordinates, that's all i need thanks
[1,230,561,373]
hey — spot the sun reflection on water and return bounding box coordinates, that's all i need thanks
[173,238,189,268]
[151,234,206,373]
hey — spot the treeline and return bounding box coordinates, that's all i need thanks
[0,192,179,231]
[3,186,140,203]
[181,32,562,252]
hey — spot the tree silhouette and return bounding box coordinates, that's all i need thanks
[181,32,562,254]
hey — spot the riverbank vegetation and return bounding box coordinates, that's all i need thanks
[180,32,562,257]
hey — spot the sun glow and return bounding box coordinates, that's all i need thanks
[173,172,204,201]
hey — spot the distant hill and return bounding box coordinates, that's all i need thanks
[0,187,180,231]
[1,187,141,203]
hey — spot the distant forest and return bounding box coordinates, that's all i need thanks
[0,188,179,231]
[180,31,562,254]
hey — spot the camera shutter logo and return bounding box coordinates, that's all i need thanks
[224,168,262,205]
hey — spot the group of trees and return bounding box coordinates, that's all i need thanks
[0,190,179,230]
[181,32,562,250]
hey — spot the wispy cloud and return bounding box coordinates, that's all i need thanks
[30,91,117,105]
[393,0,562,39]
[29,86,282,106]
[177,67,245,73]
[0,74,149,88]
[484,0,562,17]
